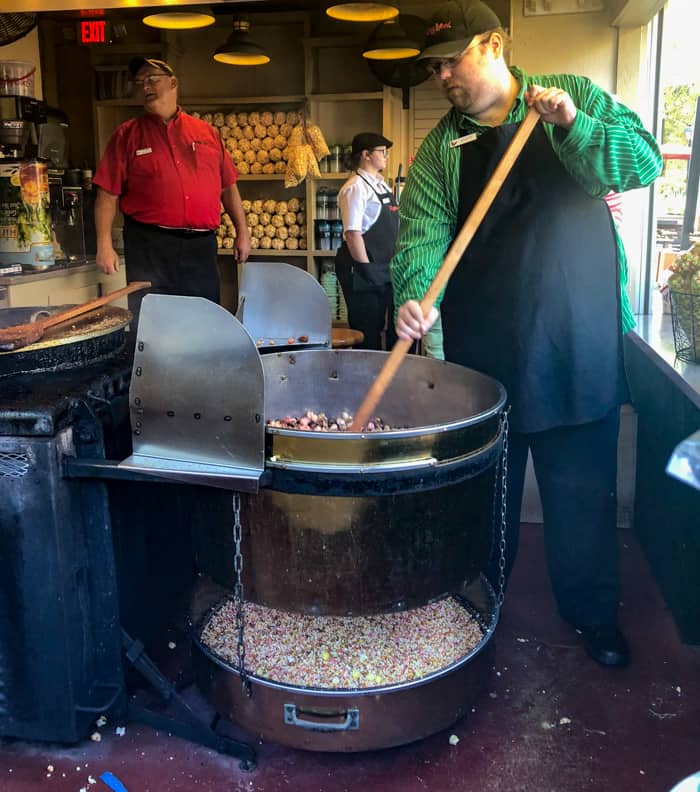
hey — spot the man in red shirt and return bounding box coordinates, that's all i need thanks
[94,57,249,318]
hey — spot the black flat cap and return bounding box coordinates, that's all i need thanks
[351,132,393,155]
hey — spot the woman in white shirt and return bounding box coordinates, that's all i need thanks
[335,132,398,350]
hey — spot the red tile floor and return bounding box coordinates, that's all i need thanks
[2,524,699,792]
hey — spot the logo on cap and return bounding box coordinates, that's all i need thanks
[427,21,453,37]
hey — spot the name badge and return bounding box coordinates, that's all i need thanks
[135,147,153,156]
[381,197,391,204]
[449,133,477,148]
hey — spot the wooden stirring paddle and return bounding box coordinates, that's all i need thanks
[350,108,540,431]
[0,281,151,352]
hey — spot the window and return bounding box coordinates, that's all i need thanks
[650,0,700,313]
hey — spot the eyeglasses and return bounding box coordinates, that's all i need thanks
[371,147,388,156]
[425,35,491,77]
[132,74,169,88]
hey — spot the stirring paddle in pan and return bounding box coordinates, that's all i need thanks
[350,108,540,431]
[0,281,151,352]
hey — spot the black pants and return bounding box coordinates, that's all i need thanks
[489,407,622,627]
[335,250,396,351]
[123,218,219,325]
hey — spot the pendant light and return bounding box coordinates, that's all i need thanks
[142,6,215,31]
[362,18,421,60]
[326,3,399,23]
[213,19,270,66]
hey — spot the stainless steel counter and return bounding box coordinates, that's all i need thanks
[0,258,101,286]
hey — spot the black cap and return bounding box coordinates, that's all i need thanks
[128,57,175,79]
[351,132,393,155]
[419,0,501,61]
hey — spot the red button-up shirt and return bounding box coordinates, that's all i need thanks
[94,108,237,230]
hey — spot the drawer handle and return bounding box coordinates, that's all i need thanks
[283,703,359,732]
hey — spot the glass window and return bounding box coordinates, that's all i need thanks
[651,0,700,313]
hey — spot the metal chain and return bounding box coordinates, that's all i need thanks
[232,492,251,697]
[496,411,510,608]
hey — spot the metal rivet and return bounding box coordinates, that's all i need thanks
[255,414,261,423]
[194,413,201,420]
[224,415,232,422]
[135,420,142,428]
[330,370,338,379]
[133,429,141,436]
[289,356,296,364]
[167,410,175,417]
[134,397,141,406]
[137,342,144,351]
[135,367,142,376]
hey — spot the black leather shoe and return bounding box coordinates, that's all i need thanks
[577,624,630,667]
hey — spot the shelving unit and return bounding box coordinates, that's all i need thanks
[90,11,406,312]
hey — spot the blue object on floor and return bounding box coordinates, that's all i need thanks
[100,772,129,792]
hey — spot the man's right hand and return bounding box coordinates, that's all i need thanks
[96,244,120,275]
[396,300,438,341]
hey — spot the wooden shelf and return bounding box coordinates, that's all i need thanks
[313,172,350,180]
[180,95,306,107]
[237,175,288,182]
[218,249,307,257]
[309,92,383,102]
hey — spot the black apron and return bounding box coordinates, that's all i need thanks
[441,123,628,434]
[335,174,398,291]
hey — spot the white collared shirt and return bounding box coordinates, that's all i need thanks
[337,168,392,236]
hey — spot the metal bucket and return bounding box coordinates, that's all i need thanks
[194,349,506,615]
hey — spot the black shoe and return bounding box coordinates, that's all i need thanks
[577,624,630,667]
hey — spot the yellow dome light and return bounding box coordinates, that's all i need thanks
[326,3,399,23]
[213,19,270,67]
[142,7,215,30]
[362,17,422,61]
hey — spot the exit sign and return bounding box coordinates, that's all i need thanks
[80,19,107,44]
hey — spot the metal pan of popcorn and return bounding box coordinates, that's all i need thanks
[192,575,497,752]
[194,347,506,616]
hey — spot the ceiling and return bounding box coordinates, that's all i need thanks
[3,1,338,13]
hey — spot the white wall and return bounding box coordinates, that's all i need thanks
[511,5,617,90]
[0,27,43,99]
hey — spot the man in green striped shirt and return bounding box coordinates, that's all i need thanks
[393,0,662,668]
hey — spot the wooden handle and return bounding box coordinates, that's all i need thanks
[40,281,151,331]
[351,109,540,431]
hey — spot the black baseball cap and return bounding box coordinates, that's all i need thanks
[128,57,175,79]
[419,0,502,61]
[351,132,393,155]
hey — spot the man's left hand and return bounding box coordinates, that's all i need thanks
[234,234,251,264]
[526,85,577,130]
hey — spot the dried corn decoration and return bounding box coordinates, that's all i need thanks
[216,197,308,251]
[285,113,330,188]
[189,107,301,176]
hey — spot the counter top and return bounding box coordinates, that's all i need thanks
[0,258,101,286]
[629,312,700,404]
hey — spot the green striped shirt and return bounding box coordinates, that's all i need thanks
[391,67,663,340]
